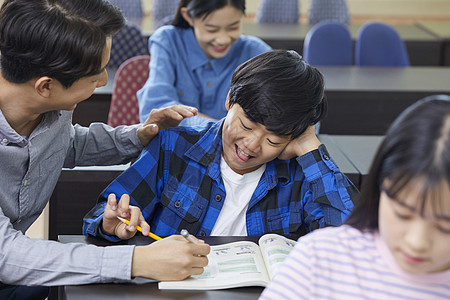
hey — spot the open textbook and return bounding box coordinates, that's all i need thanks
[158,233,296,290]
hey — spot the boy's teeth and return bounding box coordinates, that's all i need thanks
[239,148,249,157]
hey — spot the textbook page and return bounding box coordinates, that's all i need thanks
[158,240,270,290]
[258,234,297,279]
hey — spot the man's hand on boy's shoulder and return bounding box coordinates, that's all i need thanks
[278,125,321,160]
[137,105,198,146]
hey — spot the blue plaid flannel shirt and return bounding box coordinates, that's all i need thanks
[83,119,358,240]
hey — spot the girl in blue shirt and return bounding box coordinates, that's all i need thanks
[137,0,271,126]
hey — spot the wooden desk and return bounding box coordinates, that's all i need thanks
[417,21,450,66]
[58,235,264,300]
[317,66,450,135]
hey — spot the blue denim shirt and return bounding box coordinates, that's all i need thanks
[83,120,358,240]
[137,26,271,126]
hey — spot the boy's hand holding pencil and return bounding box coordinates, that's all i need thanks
[103,193,151,240]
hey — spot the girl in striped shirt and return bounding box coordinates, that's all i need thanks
[260,95,450,300]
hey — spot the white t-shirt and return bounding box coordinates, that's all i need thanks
[210,156,266,236]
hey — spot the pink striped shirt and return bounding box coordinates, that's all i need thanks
[260,225,450,300]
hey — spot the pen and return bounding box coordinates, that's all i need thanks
[116,216,162,241]
[180,229,198,244]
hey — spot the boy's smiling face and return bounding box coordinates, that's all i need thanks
[221,100,291,175]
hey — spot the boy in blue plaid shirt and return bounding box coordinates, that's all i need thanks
[83,50,358,241]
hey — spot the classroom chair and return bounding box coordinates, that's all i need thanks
[355,22,410,67]
[108,21,148,69]
[108,0,144,19]
[107,55,150,127]
[153,0,179,28]
[303,20,353,66]
[308,0,350,25]
[255,0,299,24]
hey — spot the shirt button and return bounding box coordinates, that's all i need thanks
[178,91,183,97]
[199,231,206,236]
[207,82,212,87]
[23,180,28,186]
[2,138,7,143]
[215,195,222,202]
[323,153,330,160]
[174,201,181,208]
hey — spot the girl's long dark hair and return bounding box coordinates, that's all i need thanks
[345,95,450,230]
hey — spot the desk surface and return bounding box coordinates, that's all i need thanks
[96,66,450,95]
[317,66,450,92]
[59,235,264,300]
[323,135,384,176]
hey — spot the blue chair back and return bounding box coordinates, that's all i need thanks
[308,0,350,25]
[109,22,148,69]
[355,22,410,67]
[303,21,353,66]
[153,0,179,26]
[256,0,299,24]
[109,0,143,19]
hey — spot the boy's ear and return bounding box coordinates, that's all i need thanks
[225,91,231,111]
[180,7,194,27]
[34,77,53,98]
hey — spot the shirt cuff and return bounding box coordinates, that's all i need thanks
[296,145,338,181]
[100,245,135,282]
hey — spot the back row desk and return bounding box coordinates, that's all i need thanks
[73,66,450,135]
[138,20,443,66]
[241,23,442,66]
[48,135,382,241]
[135,20,442,66]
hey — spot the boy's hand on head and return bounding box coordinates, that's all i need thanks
[137,105,198,146]
[132,235,210,281]
[102,193,150,240]
[278,125,321,160]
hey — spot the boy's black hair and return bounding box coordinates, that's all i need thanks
[345,95,450,230]
[0,0,125,88]
[228,49,327,139]
[172,0,245,28]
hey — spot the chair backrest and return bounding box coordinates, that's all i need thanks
[308,0,350,25]
[109,22,148,69]
[303,20,353,66]
[108,55,150,127]
[155,14,175,30]
[109,0,143,19]
[355,22,410,67]
[256,0,299,24]
[153,0,179,26]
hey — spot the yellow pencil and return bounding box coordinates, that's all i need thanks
[116,216,162,241]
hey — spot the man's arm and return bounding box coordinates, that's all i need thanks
[64,105,197,168]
